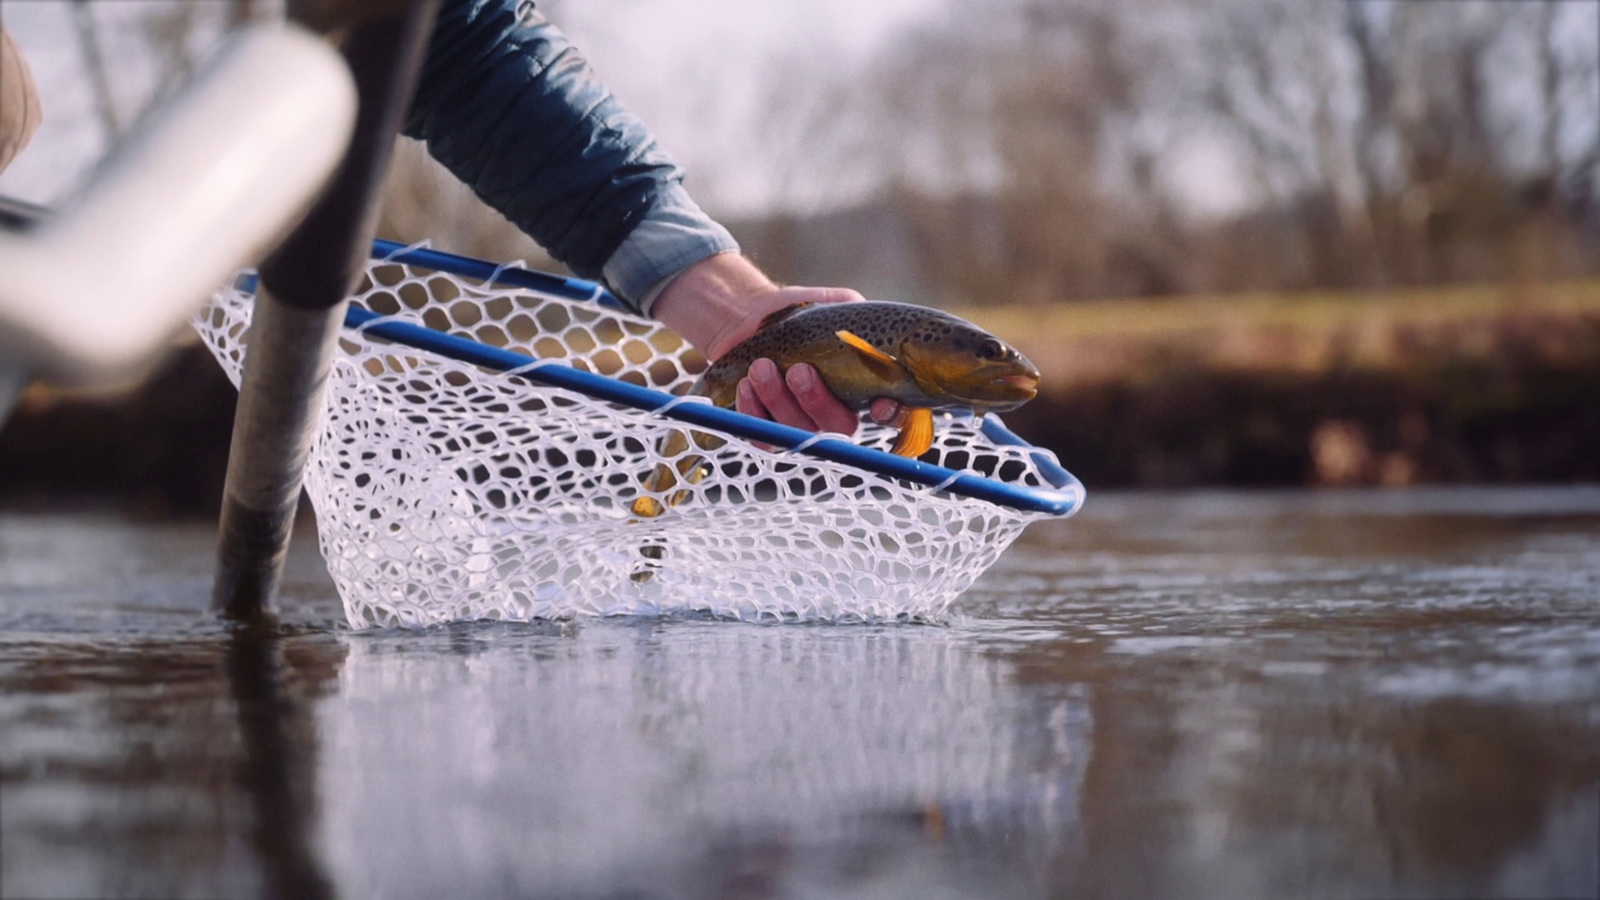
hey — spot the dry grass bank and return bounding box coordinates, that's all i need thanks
[954,279,1600,386]
[982,281,1600,488]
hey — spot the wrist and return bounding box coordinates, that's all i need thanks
[650,252,779,359]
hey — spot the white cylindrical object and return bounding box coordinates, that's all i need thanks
[0,23,357,385]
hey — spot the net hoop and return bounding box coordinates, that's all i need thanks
[195,244,1082,627]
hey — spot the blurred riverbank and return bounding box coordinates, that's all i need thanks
[988,279,1600,489]
[1,279,1597,514]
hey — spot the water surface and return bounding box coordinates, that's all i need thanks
[2,488,1598,898]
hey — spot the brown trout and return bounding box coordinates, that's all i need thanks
[630,301,1040,518]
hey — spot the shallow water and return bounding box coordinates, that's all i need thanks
[2,488,1598,899]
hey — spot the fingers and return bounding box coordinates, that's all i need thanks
[735,377,770,420]
[869,397,900,426]
[746,358,818,431]
[735,378,778,452]
[785,364,859,436]
[779,286,866,306]
[738,359,862,440]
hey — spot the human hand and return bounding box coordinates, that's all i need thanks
[735,357,901,438]
[650,253,899,437]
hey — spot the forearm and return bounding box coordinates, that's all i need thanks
[649,253,777,359]
[652,251,871,358]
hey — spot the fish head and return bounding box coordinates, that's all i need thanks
[898,315,1040,412]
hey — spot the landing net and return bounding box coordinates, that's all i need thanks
[194,249,1081,627]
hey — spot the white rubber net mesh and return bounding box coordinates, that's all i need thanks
[194,257,1069,627]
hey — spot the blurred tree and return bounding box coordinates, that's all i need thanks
[1188,0,1598,291]
[70,0,120,139]
[736,0,1599,306]
[808,0,1184,304]
[139,2,201,102]
[67,0,268,145]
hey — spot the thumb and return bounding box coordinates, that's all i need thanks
[782,286,866,306]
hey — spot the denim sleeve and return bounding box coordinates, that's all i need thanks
[600,182,737,316]
[404,0,738,315]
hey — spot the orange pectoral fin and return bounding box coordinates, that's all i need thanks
[835,329,895,365]
[835,330,905,381]
[889,407,935,458]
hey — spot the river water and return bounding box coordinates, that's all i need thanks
[1,488,1597,899]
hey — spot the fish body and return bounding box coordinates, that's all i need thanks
[692,301,1040,416]
[631,301,1040,518]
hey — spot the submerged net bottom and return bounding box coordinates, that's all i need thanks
[195,260,1056,627]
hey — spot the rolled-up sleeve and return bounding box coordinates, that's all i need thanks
[405,0,738,314]
[600,182,736,315]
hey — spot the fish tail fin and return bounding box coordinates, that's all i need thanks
[631,430,724,518]
[631,462,676,518]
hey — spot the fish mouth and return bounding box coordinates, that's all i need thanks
[997,374,1039,394]
[950,372,1039,411]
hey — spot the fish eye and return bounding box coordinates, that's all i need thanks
[977,339,1005,360]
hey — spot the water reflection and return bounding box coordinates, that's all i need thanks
[0,624,346,898]
[1004,637,1600,899]
[316,622,1092,898]
[2,634,245,898]
[975,490,1600,899]
[1,492,1598,898]
[224,623,339,899]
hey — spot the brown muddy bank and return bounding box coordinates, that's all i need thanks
[0,345,237,515]
[1005,319,1600,488]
